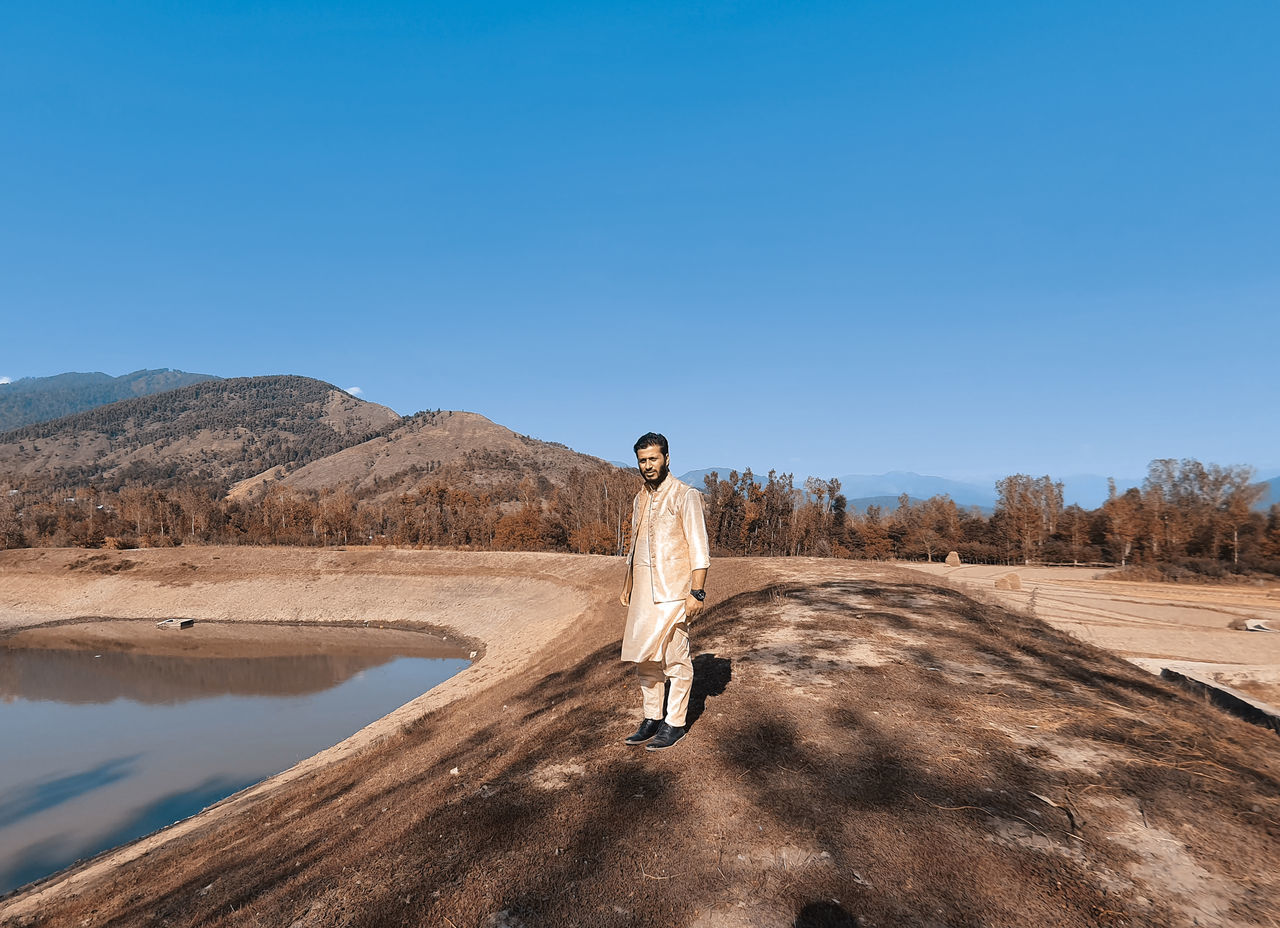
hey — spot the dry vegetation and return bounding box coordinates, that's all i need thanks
[2,553,1278,928]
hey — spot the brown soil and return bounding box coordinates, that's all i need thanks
[2,550,1279,928]
[910,563,1280,706]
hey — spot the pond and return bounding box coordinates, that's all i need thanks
[0,620,470,896]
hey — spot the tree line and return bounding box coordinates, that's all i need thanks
[2,457,1277,578]
[700,460,1277,576]
[0,463,640,557]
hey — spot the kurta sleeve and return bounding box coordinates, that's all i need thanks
[625,493,640,565]
[682,487,711,571]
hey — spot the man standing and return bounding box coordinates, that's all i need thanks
[619,432,710,751]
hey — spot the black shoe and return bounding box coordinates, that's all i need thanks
[624,718,663,745]
[644,723,686,751]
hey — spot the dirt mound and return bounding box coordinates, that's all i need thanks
[3,554,1279,927]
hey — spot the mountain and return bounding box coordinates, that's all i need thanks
[843,494,993,516]
[677,467,761,490]
[688,467,1155,511]
[1058,473,1144,509]
[845,494,928,513]
[1258,476,1278,511]
[230,409,621,502]
[0,369,220,432]
[0,375,400,491]
[834,472,995,508]
[685,468,1009,508]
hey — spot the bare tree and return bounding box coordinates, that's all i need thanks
[1103,478,1141,567]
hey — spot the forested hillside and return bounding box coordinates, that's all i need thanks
[0,369,219,431]
[0,380,639,553]
[0,375,400,491]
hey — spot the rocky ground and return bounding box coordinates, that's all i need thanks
[2,549,1279,927]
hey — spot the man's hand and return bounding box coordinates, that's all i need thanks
[684,593,705,620]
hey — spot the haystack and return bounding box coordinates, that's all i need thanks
[995,572,1022,591]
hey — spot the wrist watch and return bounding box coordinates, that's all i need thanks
[690,588,706,602]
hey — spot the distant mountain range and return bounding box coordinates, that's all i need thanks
[0,369,219,432]
[683,468,1276,513]
[681,469,995,514]
[1259,477,1278,510]
[835,471,995,508]
[683,468,1000,508]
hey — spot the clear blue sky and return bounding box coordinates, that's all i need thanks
[3,1,1277,482]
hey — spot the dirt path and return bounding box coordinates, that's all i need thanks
[905,563,1280,706]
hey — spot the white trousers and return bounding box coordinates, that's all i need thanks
[636,621,692,727]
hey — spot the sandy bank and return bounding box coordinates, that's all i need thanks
[0,546,620,913]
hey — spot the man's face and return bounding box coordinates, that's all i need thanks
[636,445,669,485]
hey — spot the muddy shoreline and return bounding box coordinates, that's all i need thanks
[3,617,473,660]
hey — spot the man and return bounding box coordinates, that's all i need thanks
[619,432,710,751]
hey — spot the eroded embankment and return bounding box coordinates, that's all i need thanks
[4,552,1280,928]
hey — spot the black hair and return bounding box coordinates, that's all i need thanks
[633,432,669,456]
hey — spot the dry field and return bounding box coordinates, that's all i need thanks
[906,563,1280,707]
[2,549,1279,928]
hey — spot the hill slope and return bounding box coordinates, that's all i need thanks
[229,409,620,501]
[3,553,1277,928]
[0,376,400,491]
[0,369,220,432]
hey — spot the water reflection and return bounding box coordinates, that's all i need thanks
[0,774,259,898]
[0,648,436,703]
[0,627,469,896]
[0,755,140,828]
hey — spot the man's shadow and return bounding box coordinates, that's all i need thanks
[683,653,732,731]
[794,901,860,927]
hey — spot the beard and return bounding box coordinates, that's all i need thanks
[645,463,670,487]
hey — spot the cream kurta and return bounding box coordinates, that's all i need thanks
[622,543,688,663]
[622,476,709,664]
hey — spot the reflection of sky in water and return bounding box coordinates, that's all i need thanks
[0,654,467,895]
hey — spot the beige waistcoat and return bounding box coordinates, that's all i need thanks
[626,476,711,603]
